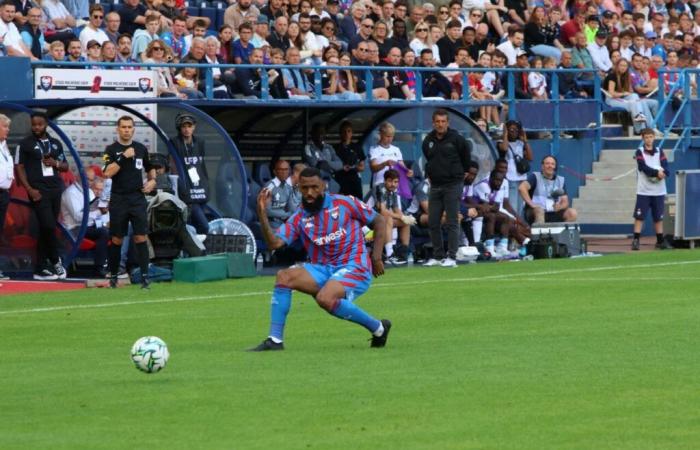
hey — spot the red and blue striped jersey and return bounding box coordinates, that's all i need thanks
[276,194,376,267]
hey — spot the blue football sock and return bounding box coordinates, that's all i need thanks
[269,285,292,342]
[330,299,381,333]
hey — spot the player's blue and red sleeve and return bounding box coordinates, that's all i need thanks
[275,210,302,245]
[635,149,661,178]
[348,195,377,225]
[659,149,669,176]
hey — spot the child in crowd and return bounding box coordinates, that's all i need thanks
[174,66,205,99]
[528,56,548,100]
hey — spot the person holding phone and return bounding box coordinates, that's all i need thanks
[16,111,69,280]
[497,120,533,217]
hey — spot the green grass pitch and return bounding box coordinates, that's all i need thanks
[1,250,699,450]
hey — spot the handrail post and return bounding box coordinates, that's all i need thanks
[205,68,213,99]
[593,71,601,160]
[506,70,515,120]
[365,69,373,102]
[314,67,322,100]
[261,68,269,100]
[552,71,560,156]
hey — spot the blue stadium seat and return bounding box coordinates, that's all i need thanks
[254,163,272,186]
[200,7,217,29]
[187,6,201,18]
[215,8,225,31]
[101,3,113,14]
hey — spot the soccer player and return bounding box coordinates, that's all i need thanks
[250,167,392,351]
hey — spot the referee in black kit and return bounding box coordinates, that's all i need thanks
[103,116,156,289]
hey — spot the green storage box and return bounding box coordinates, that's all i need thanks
[173,255,229,283]
[219,252,256,278]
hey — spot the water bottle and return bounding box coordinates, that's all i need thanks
[407,252,414,267]
[256,253,264,272]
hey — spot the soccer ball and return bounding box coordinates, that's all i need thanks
[131,336,169,373]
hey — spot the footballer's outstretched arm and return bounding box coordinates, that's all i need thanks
[369,214,386,277]
[257,189,286,251]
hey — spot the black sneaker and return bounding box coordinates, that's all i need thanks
[370,319,392,348]
[141,277,151,290]
[655,240,673,250]
[248,337,284,352]
[0,271,9,280]
[631,237,640,251]
[109,277,118,288]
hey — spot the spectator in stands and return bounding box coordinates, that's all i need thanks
[333,120,365,199]
[391,18,409,50]
[174,63,206,99]
[336,51,358,94]
[604,58,659,135]
[129,12,159,61]
[496,26,524,66]
[264,159,294,228]
[410,21,440,64]
[101,40,117,64]
[631,128,672,250]
[321,54,363,100]
[281,47,313,98]
[79,5,109,53]
[85,39,103,66]
[385,46,415,100]
[0,114,12,280]
[406,5,425,34]
[146,40,186,98]
[45,40,65,61]
[104,12,121,45]
[303,123,343,179]
[510,52,531,99]
[369,122,412,188]
[285,20,304,53]
[61,176,110,276]
[233,22,255,64]
[583,15,599,44]
[252,15,271,48]
[421,110,472,267]
[118,0,148,37]
[260,0,284,20]
[216,25,234,63]
[571,31,595,79]
[339,1,364,43]
[0,1,35,58]
[161,15,187,61]
[525,6,562,63]
[437,19,462,66]
[63,0,87,22]
[288,162,305,211]
[16,111,69,281]
[233,47,270,98]
[42,0,77,45]
[497,119,532,215]
[419,48,454,98]
[370,169,411,264]
[115,34,135,64]
[171,112,210,234]
[20,7,46,59]
[527,56,548,100]
[203,36,234,98]
[588,30,613,73]
[371,20,390,58]
[519,155,577,225]
[65,37,85,62]
[268,15,289,52]
[224,0,260,39]
[557,50,589,98]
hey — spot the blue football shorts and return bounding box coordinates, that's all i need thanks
[302,263,372,302]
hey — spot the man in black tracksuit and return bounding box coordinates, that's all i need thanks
[103,116,156,289]
[421,109,472,267]
[16,111,69,280]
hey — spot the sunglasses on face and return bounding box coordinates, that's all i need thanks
[362,23,374,28]
[92,14,104,19]
[416,28,428,32]
[439,10,448,14]
[152,47,164,51]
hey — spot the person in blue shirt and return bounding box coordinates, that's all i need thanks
[232,22,255,64]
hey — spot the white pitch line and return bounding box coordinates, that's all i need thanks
[0,259,698,316]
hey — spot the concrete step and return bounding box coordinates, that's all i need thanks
[603,137,679,150]
[574,202,636,214]
[577,214,633,224]
[577,186,636,198]
[597,151,636,163]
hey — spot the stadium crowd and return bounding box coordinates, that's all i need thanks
[0,0,698,130]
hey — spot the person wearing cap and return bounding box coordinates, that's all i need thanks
[251,14,271,48]
[600,10,617,35]
[170,112,210,235]
[85,39,103,66]
[260,0,284,20]
[79,4,110,55]
[588,29,613,73]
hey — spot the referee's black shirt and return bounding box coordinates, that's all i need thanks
[103,141,151,195]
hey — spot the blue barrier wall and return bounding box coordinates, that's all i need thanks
[0,58,33,101]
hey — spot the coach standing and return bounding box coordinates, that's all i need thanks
[421,109,472,268]
[16,112,69,280]
[103,116,156,289]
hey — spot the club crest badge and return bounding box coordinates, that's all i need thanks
[138,78,151,94]
[331,210,339,220]
[40,76,53,92]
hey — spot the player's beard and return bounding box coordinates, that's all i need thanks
[302,194,324,214]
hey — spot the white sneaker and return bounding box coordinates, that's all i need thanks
[440,258,457,267]
[54,259,67,280]
[422,258,441,267]
[634,113,647,123]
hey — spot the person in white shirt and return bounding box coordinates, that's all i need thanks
[496,27,524,65]
[0,114,13,280]
[587,30,613,73]
[368,122,413,188]
[0,1,35,58]
[79,4,110,54]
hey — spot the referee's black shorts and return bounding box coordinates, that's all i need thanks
[109,192,147,238]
